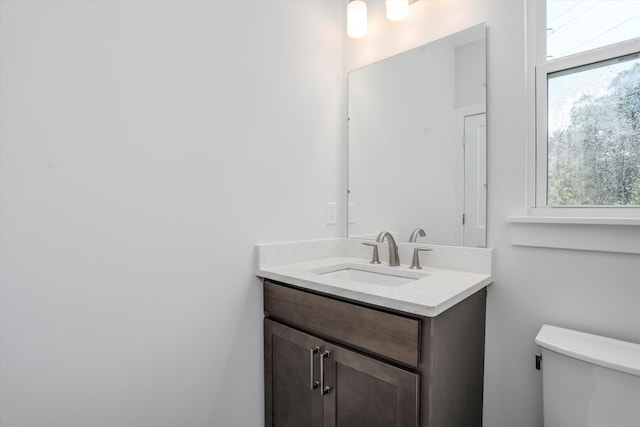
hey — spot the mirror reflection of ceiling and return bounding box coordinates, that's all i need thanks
[348,23,486,247]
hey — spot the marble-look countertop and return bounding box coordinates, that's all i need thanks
[256,238,493,317]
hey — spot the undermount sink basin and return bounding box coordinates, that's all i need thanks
[313,264,429,287]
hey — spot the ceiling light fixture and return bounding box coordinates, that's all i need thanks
[386,0,409,21]
[347,0,368,38]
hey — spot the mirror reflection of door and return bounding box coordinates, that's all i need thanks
[463,113,486,247]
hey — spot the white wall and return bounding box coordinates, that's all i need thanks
[344,1,640,426]
[0,1,343,426]
[455,39,485,107]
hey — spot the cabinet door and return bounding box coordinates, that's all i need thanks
[264,319,324,427]
[323,342,419,427]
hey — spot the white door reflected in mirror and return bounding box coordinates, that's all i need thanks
[463,113,486,247]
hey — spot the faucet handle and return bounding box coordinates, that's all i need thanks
[410,247,433,270]
[361,242,381,264]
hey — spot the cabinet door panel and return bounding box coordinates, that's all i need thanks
[265,319,323,427]
[323,343,419,427]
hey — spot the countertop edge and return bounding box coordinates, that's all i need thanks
[256,267,493,318]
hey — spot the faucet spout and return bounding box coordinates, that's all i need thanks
[409,228,426,243]
[376,231,400,266]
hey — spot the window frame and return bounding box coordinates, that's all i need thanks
[527,0,640,219]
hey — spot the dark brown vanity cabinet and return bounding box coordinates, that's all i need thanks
[263,280,487,427]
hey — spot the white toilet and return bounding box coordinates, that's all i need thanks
[535,324,640,427]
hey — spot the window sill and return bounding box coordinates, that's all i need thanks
[506,216,640,254]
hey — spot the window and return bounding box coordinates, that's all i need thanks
[530,0,640,216]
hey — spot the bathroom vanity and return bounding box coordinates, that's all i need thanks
[257,238,493,427]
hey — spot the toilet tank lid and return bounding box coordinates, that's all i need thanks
[535,324,640,377]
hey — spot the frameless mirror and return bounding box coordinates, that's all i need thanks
[347,23,486,246]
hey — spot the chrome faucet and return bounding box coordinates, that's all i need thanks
[409,228,426,243]
[376,231,400,266]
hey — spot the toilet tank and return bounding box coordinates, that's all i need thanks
[535,325,640,427]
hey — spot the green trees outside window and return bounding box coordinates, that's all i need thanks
[547,62,640,206]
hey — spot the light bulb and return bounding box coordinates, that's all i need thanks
[386,0,408,21]
[347,0,367,38]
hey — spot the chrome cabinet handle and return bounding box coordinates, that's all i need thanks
[309,346,320,390]
[320,350,331,395]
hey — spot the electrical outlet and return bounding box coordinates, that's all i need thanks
[326,202,337,225]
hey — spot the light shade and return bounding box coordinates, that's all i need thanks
[386,0,409,21]
[347,0,367,38]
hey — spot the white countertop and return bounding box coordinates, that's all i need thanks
[255,238,493,317]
